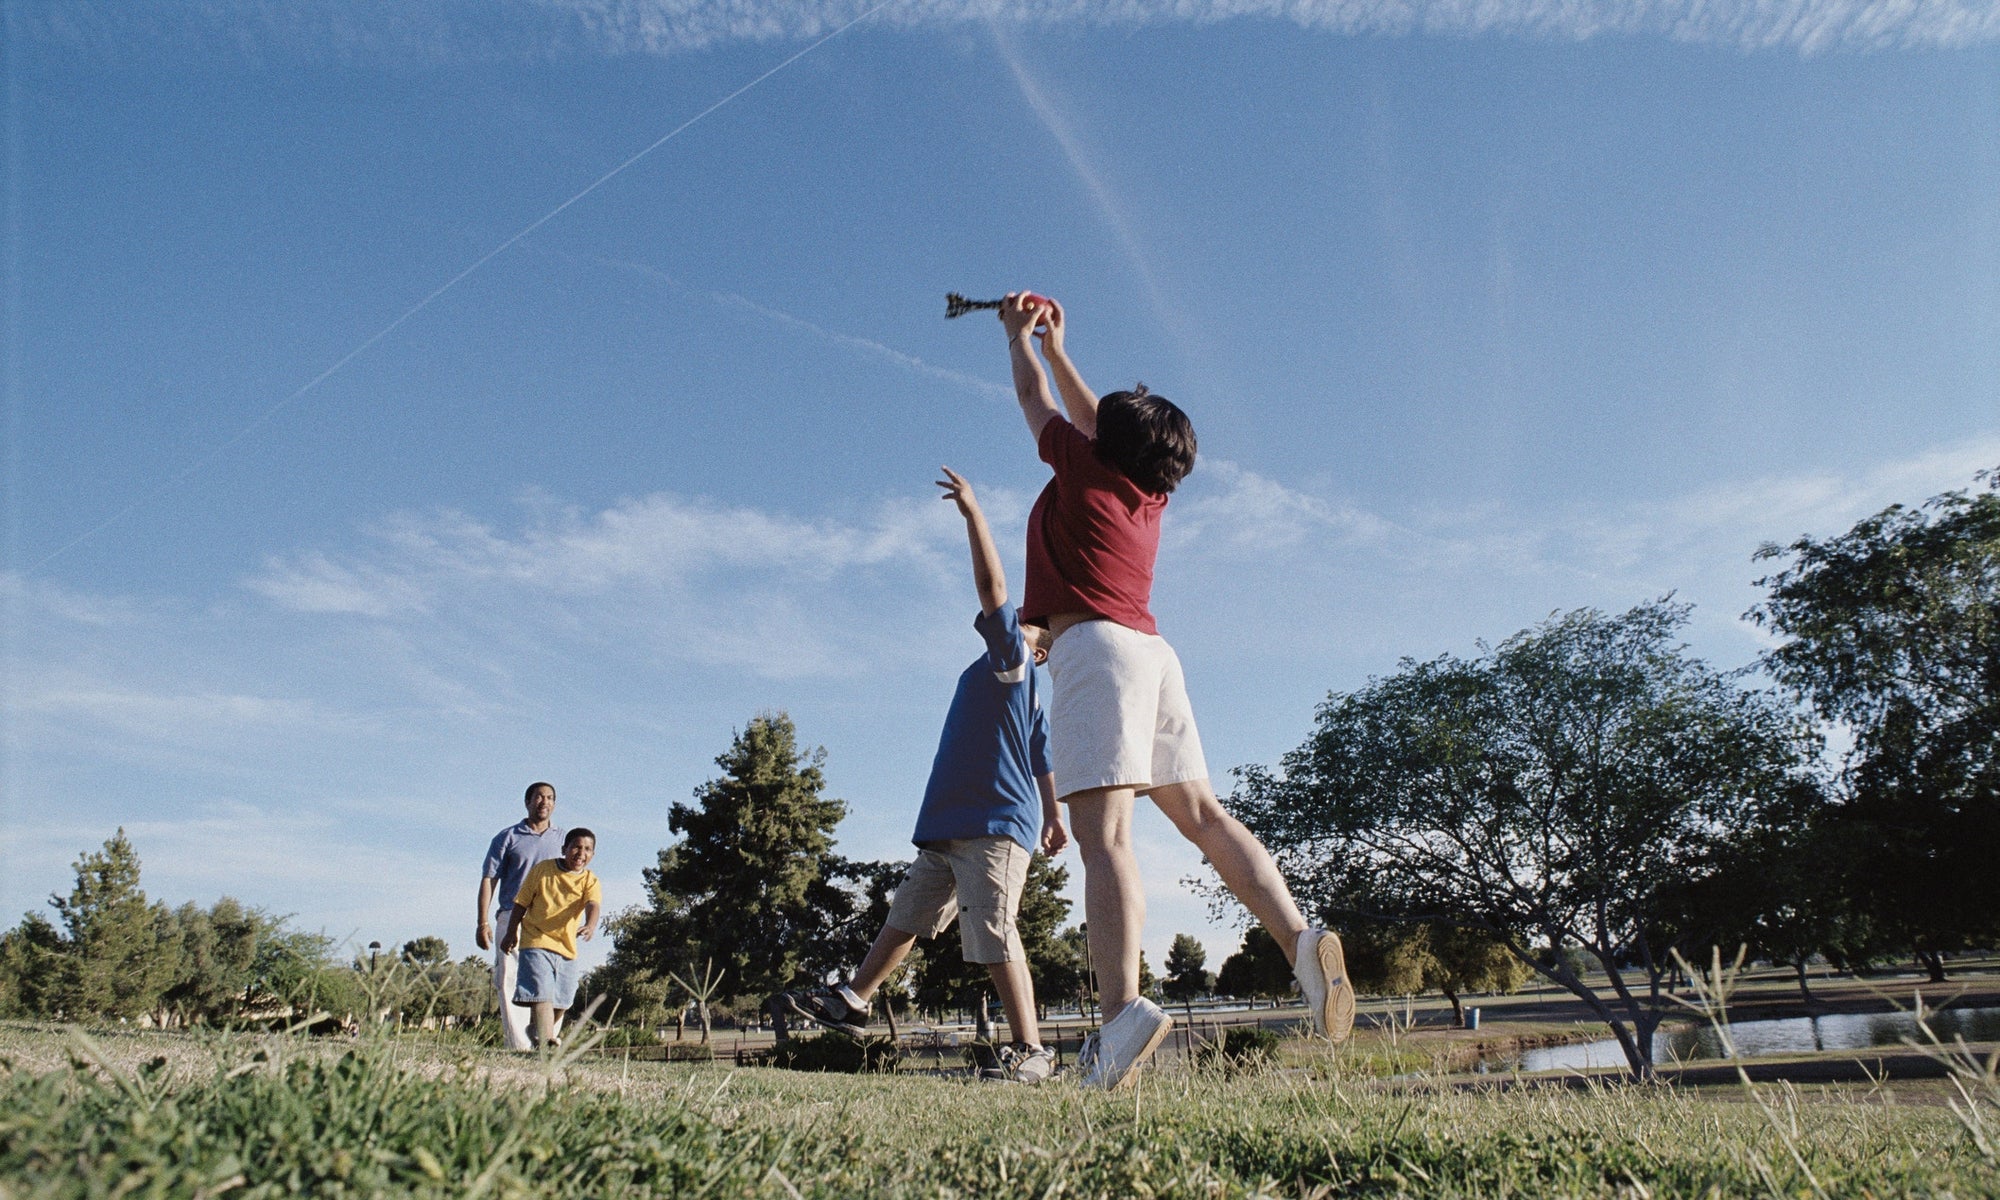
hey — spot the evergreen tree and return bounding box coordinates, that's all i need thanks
[0,913,65,1017]
[160,897,268,1025]
[1215,927,1292,1001]
[49,830,179,1020]
[616,713,848,1002]
[1162,933,1213,1002]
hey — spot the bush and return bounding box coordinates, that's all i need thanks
[1199,1025,1281,1075]
[594,1024,660,1049]
[767,1033,900,1073]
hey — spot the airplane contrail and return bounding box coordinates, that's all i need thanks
[24,0,899,576]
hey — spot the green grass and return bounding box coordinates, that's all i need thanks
[1,1023,1993,1198]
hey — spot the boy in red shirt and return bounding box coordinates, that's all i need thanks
[999,293,1355,1090]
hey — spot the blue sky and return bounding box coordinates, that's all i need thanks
[5,0,1998,980]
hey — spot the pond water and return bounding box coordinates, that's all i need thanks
[1486,1005,2000,1074]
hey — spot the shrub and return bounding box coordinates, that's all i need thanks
[768,1033,899,1073]
[1199,1025,1281,1075]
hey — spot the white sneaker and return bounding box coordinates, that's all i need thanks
[983,1042,1056,1084]
[1078,998,1172,1090]
[1295,929,1355,1043]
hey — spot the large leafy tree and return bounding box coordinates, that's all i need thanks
[1342,923,1531,1027]
[1233,601,1820,1078]
[1751,468,2000,980]
[611,713,849,1003]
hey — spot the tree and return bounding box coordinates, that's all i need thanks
[0,913,65,1017]
[1343,923,1530,1027]
[611,713,848,1003]
[1751,467,2000,980]
[1233,601,1821,1079]
[1162,934,1213,1003]
[159,898,274,1025]
[400,936,450,966]
[48,830,180,1020]
[1215,927,1292,1003]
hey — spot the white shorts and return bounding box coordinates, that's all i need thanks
[1045,619,1208,799]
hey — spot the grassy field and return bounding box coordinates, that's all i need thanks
[3,1022,1996,1198]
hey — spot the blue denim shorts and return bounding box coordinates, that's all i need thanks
[513,947,580,1008]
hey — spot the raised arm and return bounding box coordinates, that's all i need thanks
[937,466,1006,614]
[1035,299,1099,438]
[1001,294,1060,441]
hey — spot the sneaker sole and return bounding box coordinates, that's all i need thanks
[1096,1014,1173,1091]
[782,995,866,1039]
[1316,931,1355,1044]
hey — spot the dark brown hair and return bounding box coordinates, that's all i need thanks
[1094,383,1196,494]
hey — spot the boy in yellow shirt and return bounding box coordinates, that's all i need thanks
[499,827,602,1049]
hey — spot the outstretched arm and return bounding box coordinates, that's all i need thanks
[1001,294,1060,441]
[938,466,1005,615]
[1036,299,1099,438]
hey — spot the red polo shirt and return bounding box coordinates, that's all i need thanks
[1022,415,1167,636]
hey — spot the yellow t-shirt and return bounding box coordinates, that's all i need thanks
[513,860,601,960]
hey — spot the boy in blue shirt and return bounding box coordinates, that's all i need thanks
[780,467,1068,1083]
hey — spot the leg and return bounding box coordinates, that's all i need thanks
[530,1001,556,1047]
[492,944,534,1051]
[985,957,1042,1047]
[1150,778,1353,1041]
[1148,779,1307,962]
[847,925,919,1002]
[1067,785,1145,1019]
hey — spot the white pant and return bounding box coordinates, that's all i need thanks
[491,939,564,1050]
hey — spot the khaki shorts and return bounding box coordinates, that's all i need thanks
[1046,618,1208,799]
[885,835,1031,964]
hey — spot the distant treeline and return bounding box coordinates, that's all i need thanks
[0,832,491,1029]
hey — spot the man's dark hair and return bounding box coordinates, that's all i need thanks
[524,781,555,804]
[564,827,595,849]
[1093,384,1196,494]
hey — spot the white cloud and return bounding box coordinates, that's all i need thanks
[1168,458,1399,556]
[17,0,1997,63]
[245,487,978,680]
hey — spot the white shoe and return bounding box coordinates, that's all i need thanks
[1078,998,1172,1090]
[1295,929,1355,1043]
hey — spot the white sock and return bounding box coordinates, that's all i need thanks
[836,984,866,1012]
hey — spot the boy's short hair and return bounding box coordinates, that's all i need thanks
[525,781,554,802]
[1093,383,1196,494]
[564,828,595,849]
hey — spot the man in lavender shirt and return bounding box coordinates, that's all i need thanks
[476,781,565,1050]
